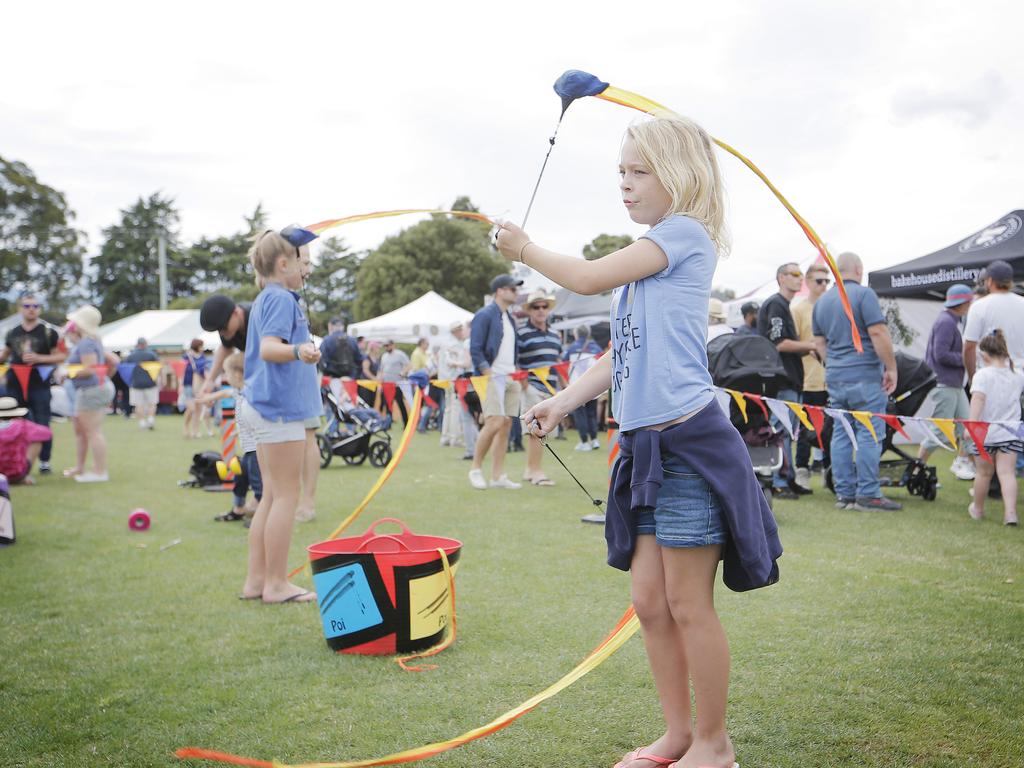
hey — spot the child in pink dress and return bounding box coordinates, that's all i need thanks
[0,396,54,485]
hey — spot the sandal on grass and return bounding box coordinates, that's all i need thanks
[613,747,676,768]
[530,476,556,487]
[215,510,247,522]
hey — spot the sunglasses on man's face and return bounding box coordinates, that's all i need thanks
[22,303,40,309]
[530,304,551,310]
[813,278,831,286]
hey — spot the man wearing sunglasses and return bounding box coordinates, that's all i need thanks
[0,293,67,475]
[758,263,819,499]
[791,263,832,484]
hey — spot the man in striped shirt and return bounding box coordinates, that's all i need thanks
[516,289,562,486]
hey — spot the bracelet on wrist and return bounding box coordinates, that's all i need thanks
[293,344,301,361]
[518,241,534,263]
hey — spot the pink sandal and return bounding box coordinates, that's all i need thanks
[614,747,677,768]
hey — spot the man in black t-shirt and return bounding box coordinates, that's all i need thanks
[198,295,251,396]
[0,294,67,473]
[758,264,819,498]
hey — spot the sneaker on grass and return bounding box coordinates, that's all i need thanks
[74,472,109,483]
[574,442,593,452]
[835,497,855,510]
[854,496,902,512]
[38,462,52,475]
[590,439,601,450]
[489,474,522,490]
[468,468,488,490]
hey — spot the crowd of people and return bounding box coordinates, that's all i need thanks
[712,255,1022,525]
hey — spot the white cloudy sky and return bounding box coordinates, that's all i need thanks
[3,0,1021,296]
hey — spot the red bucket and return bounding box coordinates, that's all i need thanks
[308,518,461,655]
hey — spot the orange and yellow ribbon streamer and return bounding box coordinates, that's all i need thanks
[286,388,423,581]
[176,607,640,768]
[306,209,494,236]
[591,85,863,352]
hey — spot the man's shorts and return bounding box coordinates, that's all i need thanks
[520,383,551,412]
[129,387,158,407]
[240,398,307,445]
[481,375,521,418]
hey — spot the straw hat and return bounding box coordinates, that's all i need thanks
[708,298,727,323]
[525,289,555,308]
[66,305,102,337]
[0,397,28,418]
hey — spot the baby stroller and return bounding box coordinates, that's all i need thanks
[822,351,939,500]
[317,386,393,469]
[707,333,790,508]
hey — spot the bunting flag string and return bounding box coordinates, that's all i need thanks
[176,606,641,768]
[719,387,1018,462]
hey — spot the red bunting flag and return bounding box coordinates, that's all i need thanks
[744,393,770,421]
[381,381,396,410]
[423,388,438,409]
[342,379,359,404]
[454,378,470,409]
[803,404,826,449]
[553,361,570,380]
[11,364,32,399]
[878,413,911,441]
[510,370,529,381]
[962,420,992,463]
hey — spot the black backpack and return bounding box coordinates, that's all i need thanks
[321,333,356,378]
[189,451,225,487]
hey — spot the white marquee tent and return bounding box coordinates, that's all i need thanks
[347,291,473,344]
[99,310,221,354]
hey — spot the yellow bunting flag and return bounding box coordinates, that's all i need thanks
[727,389,748,423]
[357,379,378,392]
[431,379,450,389]
[140,361,164,381]
[531,367,556,396]
[0,364,7,377]
[850,411,878,442]
[786,402,813,432]
[470,375,489,403]
[932,418,958,451]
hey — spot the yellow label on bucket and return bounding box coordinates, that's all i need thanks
[407,564,457,641]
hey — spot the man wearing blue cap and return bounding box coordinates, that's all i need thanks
[919,284,974,478]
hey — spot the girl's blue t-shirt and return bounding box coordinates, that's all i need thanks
[242,283,321,423]
[611,214,717,431]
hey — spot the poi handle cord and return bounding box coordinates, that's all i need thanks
[543,441,604,509]
[520,115,565,230]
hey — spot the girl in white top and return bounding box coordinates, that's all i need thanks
[967,329,1023,526]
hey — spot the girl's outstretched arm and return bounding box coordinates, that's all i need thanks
[495,220,668,295]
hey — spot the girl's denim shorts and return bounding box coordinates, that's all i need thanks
[635,453,728,548]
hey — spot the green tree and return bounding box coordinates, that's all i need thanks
[353,198,506,319]
[0,156,86,317]
[303,235,362,335]
[711,286,736,301]
[91,193,184,321]
[184,203,268,297]
[582,233,633,260]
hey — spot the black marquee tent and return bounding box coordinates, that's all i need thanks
[868,210,1024,300]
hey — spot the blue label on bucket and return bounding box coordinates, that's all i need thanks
[314,563,383,639]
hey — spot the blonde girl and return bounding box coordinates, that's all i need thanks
[239,228,322,604]
[63,305,114,483]
[497,116,780,768]
[967,329,1022,526]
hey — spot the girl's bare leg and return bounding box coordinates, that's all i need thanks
[995,451,1018,524]
[260,439,315,603]
[241,443,273,598]
[662,544,734,768]
[617,535,693,768]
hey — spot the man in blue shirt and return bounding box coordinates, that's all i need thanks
[812,252,901,511]
[468,274,522,490]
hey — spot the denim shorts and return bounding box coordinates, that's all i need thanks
[635,453,728,548]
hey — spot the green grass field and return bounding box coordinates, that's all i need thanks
[2,415,1022,768]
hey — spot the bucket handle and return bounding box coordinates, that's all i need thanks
[354,518,415,552]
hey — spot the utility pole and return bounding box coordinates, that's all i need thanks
[157,233,168,310]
